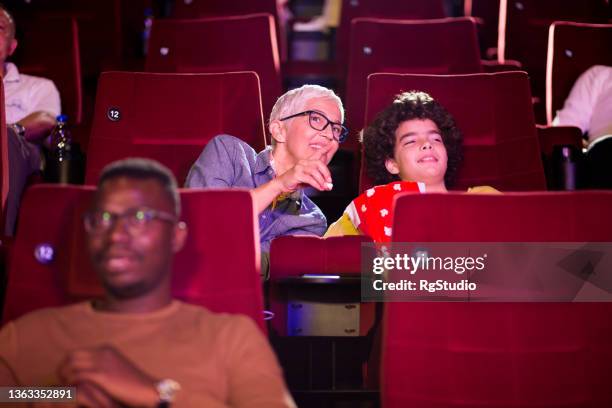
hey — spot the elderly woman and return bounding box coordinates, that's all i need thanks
[326,91,497,242]
[186,84,347,252]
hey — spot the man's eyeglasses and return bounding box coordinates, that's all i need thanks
[279,110,349,143]
[83,207,178,234]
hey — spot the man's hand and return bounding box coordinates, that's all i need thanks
[58,346,160,408]
[275,148,333,193]
[74,381,122,408]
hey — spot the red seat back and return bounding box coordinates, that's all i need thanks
[498,0,609,112]
[360,72,546,192]
[13,17,82,124]
[268,235,372,335]
[346,17,482,151]
[383,191,612,407]
[11,0,132,76]
[545,21,612,125]
[84,71,266,185]
[145,14,281,122]
[3,186,265,333]
[336,0,446,72]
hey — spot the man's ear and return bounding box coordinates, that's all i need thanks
[269,120,287,144]
[385,157,400,175]
[8,39,17,57]
[172,222,188,253]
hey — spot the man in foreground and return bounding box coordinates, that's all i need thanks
[0,158,295,408]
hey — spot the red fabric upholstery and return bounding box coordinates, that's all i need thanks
[145,14,281,121]
[3,186,266,333]
[336,0,446,74]
[545,21,612,125]
[268,235,373,335]
[14,17,82,124]
[383,191,612,407]
[173,189,264,332]
[84,71,266,185]
[360,72,547,192]
[171,0,279,20]
[536,125,583,157]
[498,0,609,115]
[346,17,483,152]
[11,0,126,76]
[2,185,95,323]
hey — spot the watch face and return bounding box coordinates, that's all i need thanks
[12,123,25,136]
[157,379,181,402]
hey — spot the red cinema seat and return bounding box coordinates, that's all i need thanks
[3,186,266,333]
[268,235,373,336]
[84,71,266,185]
[545,21,612,125]
[2,185,95,323]
[345,17,483,151]
[12,0,121,76]
[383,191,612,408]
[13,17,82,125]
[360,72,547,192]
[497,0,609,122]
[336,0,446,72]
[172,0,279,20]
[145,14,282,123]
[170,0,286,61]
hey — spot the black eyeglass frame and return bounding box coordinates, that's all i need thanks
[279,110,349,143]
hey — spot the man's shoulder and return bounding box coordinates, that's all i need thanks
[176,301,259,334]
[6,63,56,89]
[5,302,89,330]
[177,301,252,326]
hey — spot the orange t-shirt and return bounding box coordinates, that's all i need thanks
[0,301,295,408]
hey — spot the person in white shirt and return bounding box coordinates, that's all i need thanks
[0,4,61,234]
[553,65,612,146]
[553,65,612,188]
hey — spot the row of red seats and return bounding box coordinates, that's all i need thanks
[15,14,612,155]
[4,184,612,406]
[0,67,599,246]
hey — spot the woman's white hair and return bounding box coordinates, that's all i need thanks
[269,84,344,123]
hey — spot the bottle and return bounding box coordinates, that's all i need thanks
[552,145,579,191]
[142,7,154,57]
[49,114,73,184]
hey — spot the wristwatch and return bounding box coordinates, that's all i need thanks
[155,379,181,407]
[10,123,26,138]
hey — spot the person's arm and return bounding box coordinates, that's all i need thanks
[12,111,57,143]
[224,317,296,408]
[553,66,605,133]
[252,148,333,214]
[58,345,160,408]
[13,76,62,144]
[0,360,18,386]
[0,322,20,386]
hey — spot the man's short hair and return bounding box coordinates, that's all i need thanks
[361,91,463,187]
[98,158,181,216]
[269,84,345,124]
[0,4,16,39]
